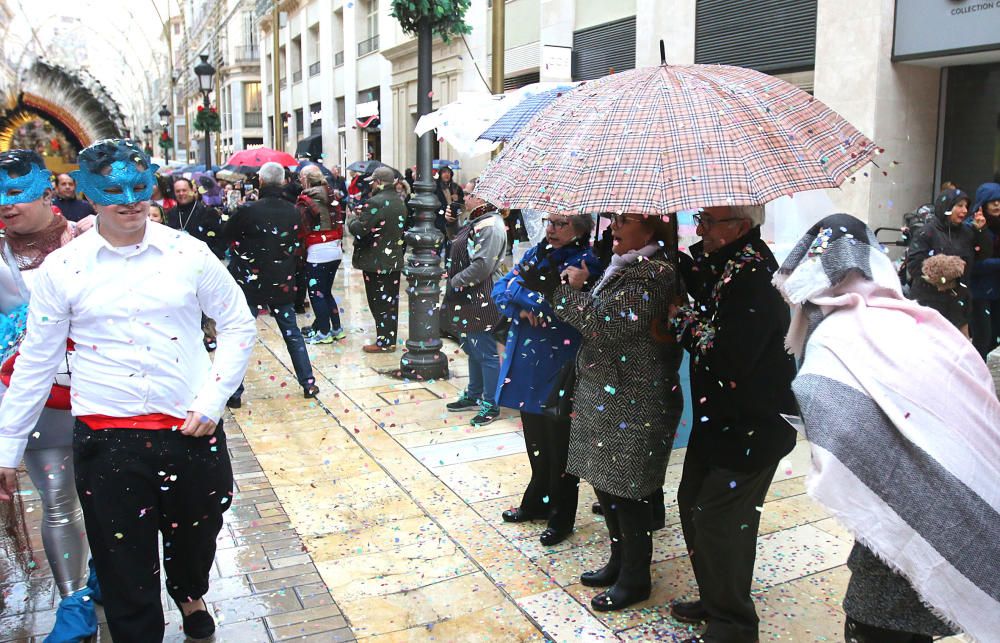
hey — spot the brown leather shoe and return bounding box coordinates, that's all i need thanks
[363,344,396,353]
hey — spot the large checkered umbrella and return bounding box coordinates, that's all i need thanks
[475,64,879,215]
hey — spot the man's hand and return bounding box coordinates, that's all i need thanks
[973,208,987,230]
[75,215,96,235]
[560,260,590,291]
[0,467,17,502]
[179,411,217,437]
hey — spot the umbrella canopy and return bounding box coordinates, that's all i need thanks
[346,159,383,174]
[223,148,298,174]
[478,85,576,142]
[475,65,878,215]
[414,82,582,157]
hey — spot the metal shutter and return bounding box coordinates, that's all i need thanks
[572,17,637,82]
[695,0,817,73]
[504,72,541,91]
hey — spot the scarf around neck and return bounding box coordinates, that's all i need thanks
[3,212,72,270]
[593,242,661,294]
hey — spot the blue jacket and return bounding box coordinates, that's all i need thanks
[968,183,1000,301]
[492,241,602,414]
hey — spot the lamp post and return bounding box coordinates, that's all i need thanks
[194,54,216,172]
[142,125,152,156]
[158,104,172,164]
[399,16,448,381]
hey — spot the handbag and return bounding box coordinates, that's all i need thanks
[541,357,577,419]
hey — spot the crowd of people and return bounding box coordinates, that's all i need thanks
[0,138,997,643]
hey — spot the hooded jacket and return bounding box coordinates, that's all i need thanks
[969,183,1000,301]
[907,189,993,307]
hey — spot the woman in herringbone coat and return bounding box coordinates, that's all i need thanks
[519,212,683,613]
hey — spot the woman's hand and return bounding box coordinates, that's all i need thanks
[973,208,987,230]
[519,309,540,327]
[560,260,590,291]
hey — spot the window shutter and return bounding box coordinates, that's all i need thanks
[572,17,637,82]
[695,0,817,73]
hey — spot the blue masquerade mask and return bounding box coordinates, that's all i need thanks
[71,159,159,206]
[0,163,52,206]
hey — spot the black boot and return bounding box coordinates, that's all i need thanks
[582,491,622,587]
[591,495,652,612]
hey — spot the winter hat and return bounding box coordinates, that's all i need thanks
[933,188,971,226]
[774,213,899,306]
[971,182,1000,220]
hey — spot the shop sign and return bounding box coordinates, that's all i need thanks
[894,0,1000,60]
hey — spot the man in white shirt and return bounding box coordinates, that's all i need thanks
[0,139,256,642]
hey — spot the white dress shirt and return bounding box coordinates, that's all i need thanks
[0,221,257,468]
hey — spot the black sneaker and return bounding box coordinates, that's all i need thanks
[446,394,480,412]
[300,326,317,339]
[470,403,500,426]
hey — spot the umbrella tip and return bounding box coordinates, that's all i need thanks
[659,40,667,66]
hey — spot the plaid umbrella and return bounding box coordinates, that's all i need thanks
[475,65,879,215]
[478,85,577,142]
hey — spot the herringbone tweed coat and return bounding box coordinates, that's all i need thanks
[551,252,683,499]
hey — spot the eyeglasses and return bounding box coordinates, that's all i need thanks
[543,217,572,230]
[609,213,643,226]
[692,212,743,229]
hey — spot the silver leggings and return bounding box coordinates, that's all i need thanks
[24,444,90,597]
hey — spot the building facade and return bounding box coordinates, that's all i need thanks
[245,0,998,229]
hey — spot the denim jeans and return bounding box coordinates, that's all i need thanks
[460,331,500,406]
[306,260,342,334]
[233,302,315,398]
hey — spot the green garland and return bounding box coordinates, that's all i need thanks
[193,105,221,133]
[390,0,472,43]
[158,129,173,150]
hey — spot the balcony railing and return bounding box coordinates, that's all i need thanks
[244,112,263,128]
[234,45,259,63]
[358,34,379,57]
[279,78,287,90]
[334,50,344,67]
[309,61,320,77]
[292,70,302,83]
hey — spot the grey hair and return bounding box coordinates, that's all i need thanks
[730,204,765,227]
[258,162,285,187]
[300,165,325,186]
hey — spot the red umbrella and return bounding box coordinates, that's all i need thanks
[223,148,298,174]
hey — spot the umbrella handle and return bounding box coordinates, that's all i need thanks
[660,40,667,66]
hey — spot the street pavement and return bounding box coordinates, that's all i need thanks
[0,240,967,642]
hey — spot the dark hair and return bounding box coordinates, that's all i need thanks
[638,214,677,249]
[173,177,194,191]
[0,150,48,178]
[148,202,166,221]
[155,174,173,199]
[77,139,148,175]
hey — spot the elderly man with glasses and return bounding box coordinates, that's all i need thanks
[669,205,798,643]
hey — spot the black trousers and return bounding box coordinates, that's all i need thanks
[971,298,1000,359]
[594,489,653,590]
[363,270,401,347]
[845,617,932,643]
[73,421,233,643]
[677,452,777,643]
[518,411,579,531]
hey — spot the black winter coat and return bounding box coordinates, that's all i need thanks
[907,189,992,326]
[677,227,797,472]
[221,186,301,307]
[166,200,226,259]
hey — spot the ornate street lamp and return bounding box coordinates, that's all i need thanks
[193,54,216,172]
[158,104,172,164]
[142,125,153,155]
[398,17,449,381]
